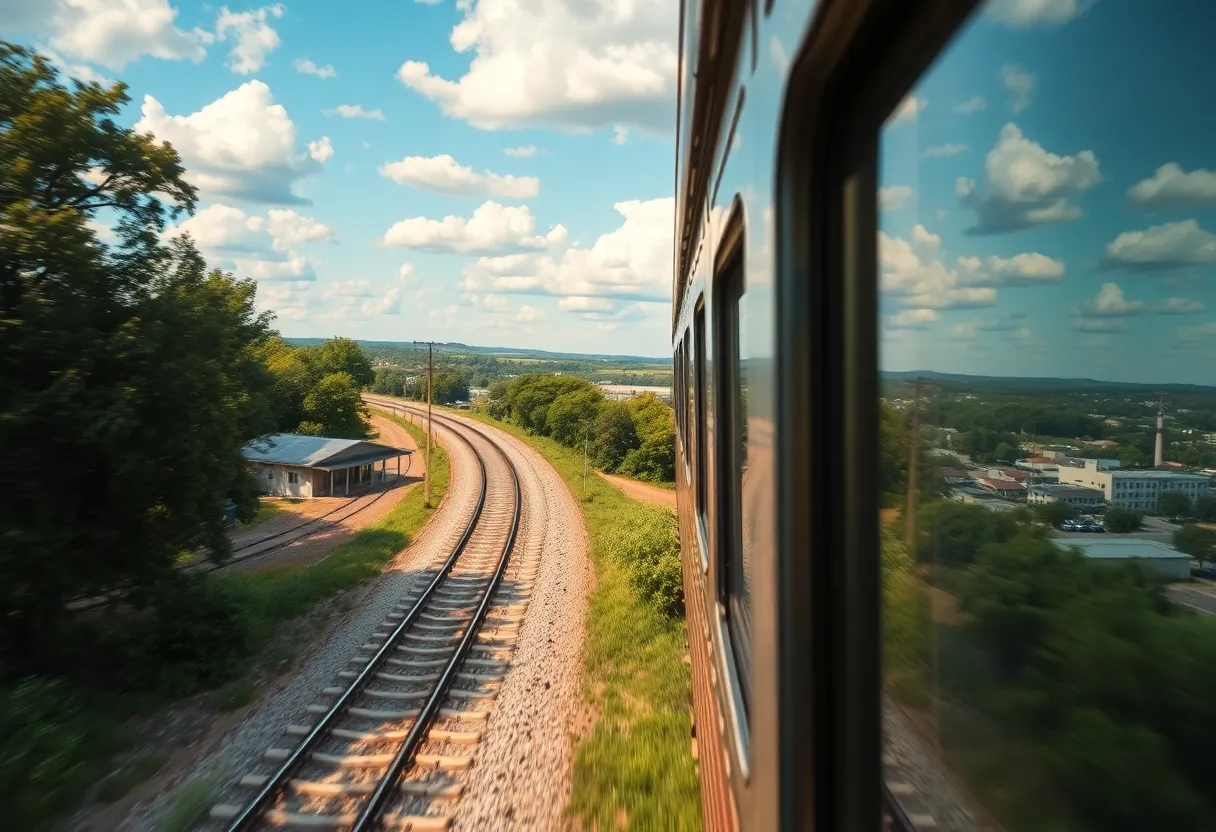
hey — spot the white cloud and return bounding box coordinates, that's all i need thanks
[233,252,318,281]
[16,0,212,70]
[382,200,562,254]
[325,104,386,121]
[414,0,443,4]
[879,225,997,310]
[976,312,1029,331]
[958,123,1100,234]
[266,209,336,250]
[887,95,925,126]
[503,145,536,158]
[1127,163,1216,210]
[954,96,986,114]
[135,81,331,204]
[378,154,539,198]
[1104,220,1216,272]
[1075,282,1146,318]
[923,144,968,158]
[363,286,402,315]
[293,58,336,78]
[515,304,544,323]
[880,185,913,211]
[612,125,629,145]
[985,0,1091,27]
[1179,322,1216,344]
[976,252,1066,286]
[396,0,676,132]
[947,323,976,340]
[308,136,334,163]
[1160,297,1205,315]
[397,263,417,282]
[1000,65,1035,112]
[889,308,939,329]
[460,197,673,302]
[165,203,265,251]
[214,4,283,75]
[38,47,113,85]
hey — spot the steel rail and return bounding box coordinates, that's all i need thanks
[352,412,522,830]
[222,422,490,832]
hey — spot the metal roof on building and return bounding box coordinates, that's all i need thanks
[1052,538,1187,560]
[242,433,407,469]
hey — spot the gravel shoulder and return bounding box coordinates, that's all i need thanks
[113,413,478,832]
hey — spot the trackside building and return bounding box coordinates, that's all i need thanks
[1052,538,1191,581]
[243,433,409,498]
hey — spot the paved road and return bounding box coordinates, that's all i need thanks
[1168,584,1216,615]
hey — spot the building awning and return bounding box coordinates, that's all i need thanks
[309,448,410,472]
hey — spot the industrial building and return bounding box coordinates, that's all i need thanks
[1052,538,1191,581]
[243,433,409,498]
[1056,459,1210,513]
[1027,483,1106,510]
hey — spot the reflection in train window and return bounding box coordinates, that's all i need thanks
[879,4,1216,831]
[694,301,708,523]
[716,244,751,711]
[683,328,693,470]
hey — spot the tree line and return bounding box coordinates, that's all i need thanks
[484,375,676,484]
[371,365,470,405]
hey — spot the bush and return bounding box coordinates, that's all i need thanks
[606,506,684,616]
[1104,506,1142,533]
[0,677,127,829]
[111,574,252,696]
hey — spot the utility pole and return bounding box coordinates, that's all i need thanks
[414,340,437,507]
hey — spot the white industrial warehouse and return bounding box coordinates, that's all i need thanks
[1052,538,1191,581]
[243,433,409,498]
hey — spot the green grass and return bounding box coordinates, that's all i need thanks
[239,498,293,530]
[96,753,167,803]
[221,411,449,645]
[157,766,228,832]
[448,406,701,831]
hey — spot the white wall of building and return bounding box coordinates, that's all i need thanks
[1056,460,1210,512]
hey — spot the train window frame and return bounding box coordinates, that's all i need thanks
[682,327,693,479]
[713,203,752,732]
[694,297,710,568]
[771,0,980,829]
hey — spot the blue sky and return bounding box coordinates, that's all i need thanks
[0,0,677,356]
[880,0,1216,385]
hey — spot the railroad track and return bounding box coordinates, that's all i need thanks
[210,409,533,831]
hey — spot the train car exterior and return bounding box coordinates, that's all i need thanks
[673,0,979,829]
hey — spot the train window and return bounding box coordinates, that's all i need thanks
[715,239,752,712]
[694,300,708,526]
[682,328,693,455]
[878,4,1215,831]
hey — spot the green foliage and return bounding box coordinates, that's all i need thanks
[1173,525,1216,568]
[547,386,605,446]
[313,337,374,388]
[881,529,931,708]
[915,499,1020,567]
[1104,506,1142,533]
[301,372,369,439]
[1159,490,1194,519]
[0,44,278,669]
[592,401,639,472]
[96,753,166,803]
[607,507,684,616]
[0,677,129,829]
[1032,500,1078,526]
[371,366,409,397]
[403,370,469,405]
[1194,495,1216,523]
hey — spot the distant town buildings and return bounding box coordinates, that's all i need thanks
[1028,483,1106,510]
[1056,459,1210,512]
[596,382,672,403]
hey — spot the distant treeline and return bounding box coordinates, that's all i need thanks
[483,375,675,484]
[370,366,470,405]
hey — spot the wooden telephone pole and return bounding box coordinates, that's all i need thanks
[413,341,436,507]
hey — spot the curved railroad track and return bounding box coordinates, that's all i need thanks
[210,407,534,831]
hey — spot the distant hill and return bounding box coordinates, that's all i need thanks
[284,338,669,365]
[881,370,1215,394]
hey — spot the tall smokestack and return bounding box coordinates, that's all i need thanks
[1154,397,1165,468]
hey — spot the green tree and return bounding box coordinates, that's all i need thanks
[432,370,469,405]
[300,372,370,438]
[1194,494,1216,523]
[371,366,408,397]
[548,387,605,446]
[312,337,374,388]
[914,499,1019,568]
[1033,500,1079,526]
[0,44,275,665]
[1104,506,1143,533]
[593,401,639,472]
[1172,525,1216,569]
[1159,490,1193,520]
[485,380,511,420]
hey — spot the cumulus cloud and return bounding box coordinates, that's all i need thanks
[135,81,332,204]
[1104,220,1216,272]
[395,0,676,132]
[967,252,1066,286]
[325,104,386,120]
[985,0,1092,27]
[887,95,925,126]
[954,96,985,114]
[38,47,113,85]
[1000,65,1035,112]
[1074,282,1146,318]
[889,308,939,329]
[923,144,968,158]
[382,200,563,254]
[957,124,1100,234]
[1179,322,1216,344]
[947,323,976,340]
[214,4,283,75]
[266,209,336,249]
[1160,297,1205,315]
[13,0,212,69]
[232,252,318,281]
[165,203,266,252]
[379,154,538,198]
[1127,163,1216,210]
[294,58,336,78]
[880,186,912,211]
[503,145,537,157]
[459,197,673,303]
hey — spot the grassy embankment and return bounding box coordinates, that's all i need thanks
[1,414,446,831]
[450,406,700,831]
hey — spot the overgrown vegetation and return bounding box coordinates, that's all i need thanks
[456,409,699,830]
[260,336,374,438]
[483,374,676,484]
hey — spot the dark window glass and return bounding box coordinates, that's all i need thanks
[695,302,708,520]
[684,327,693,458]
